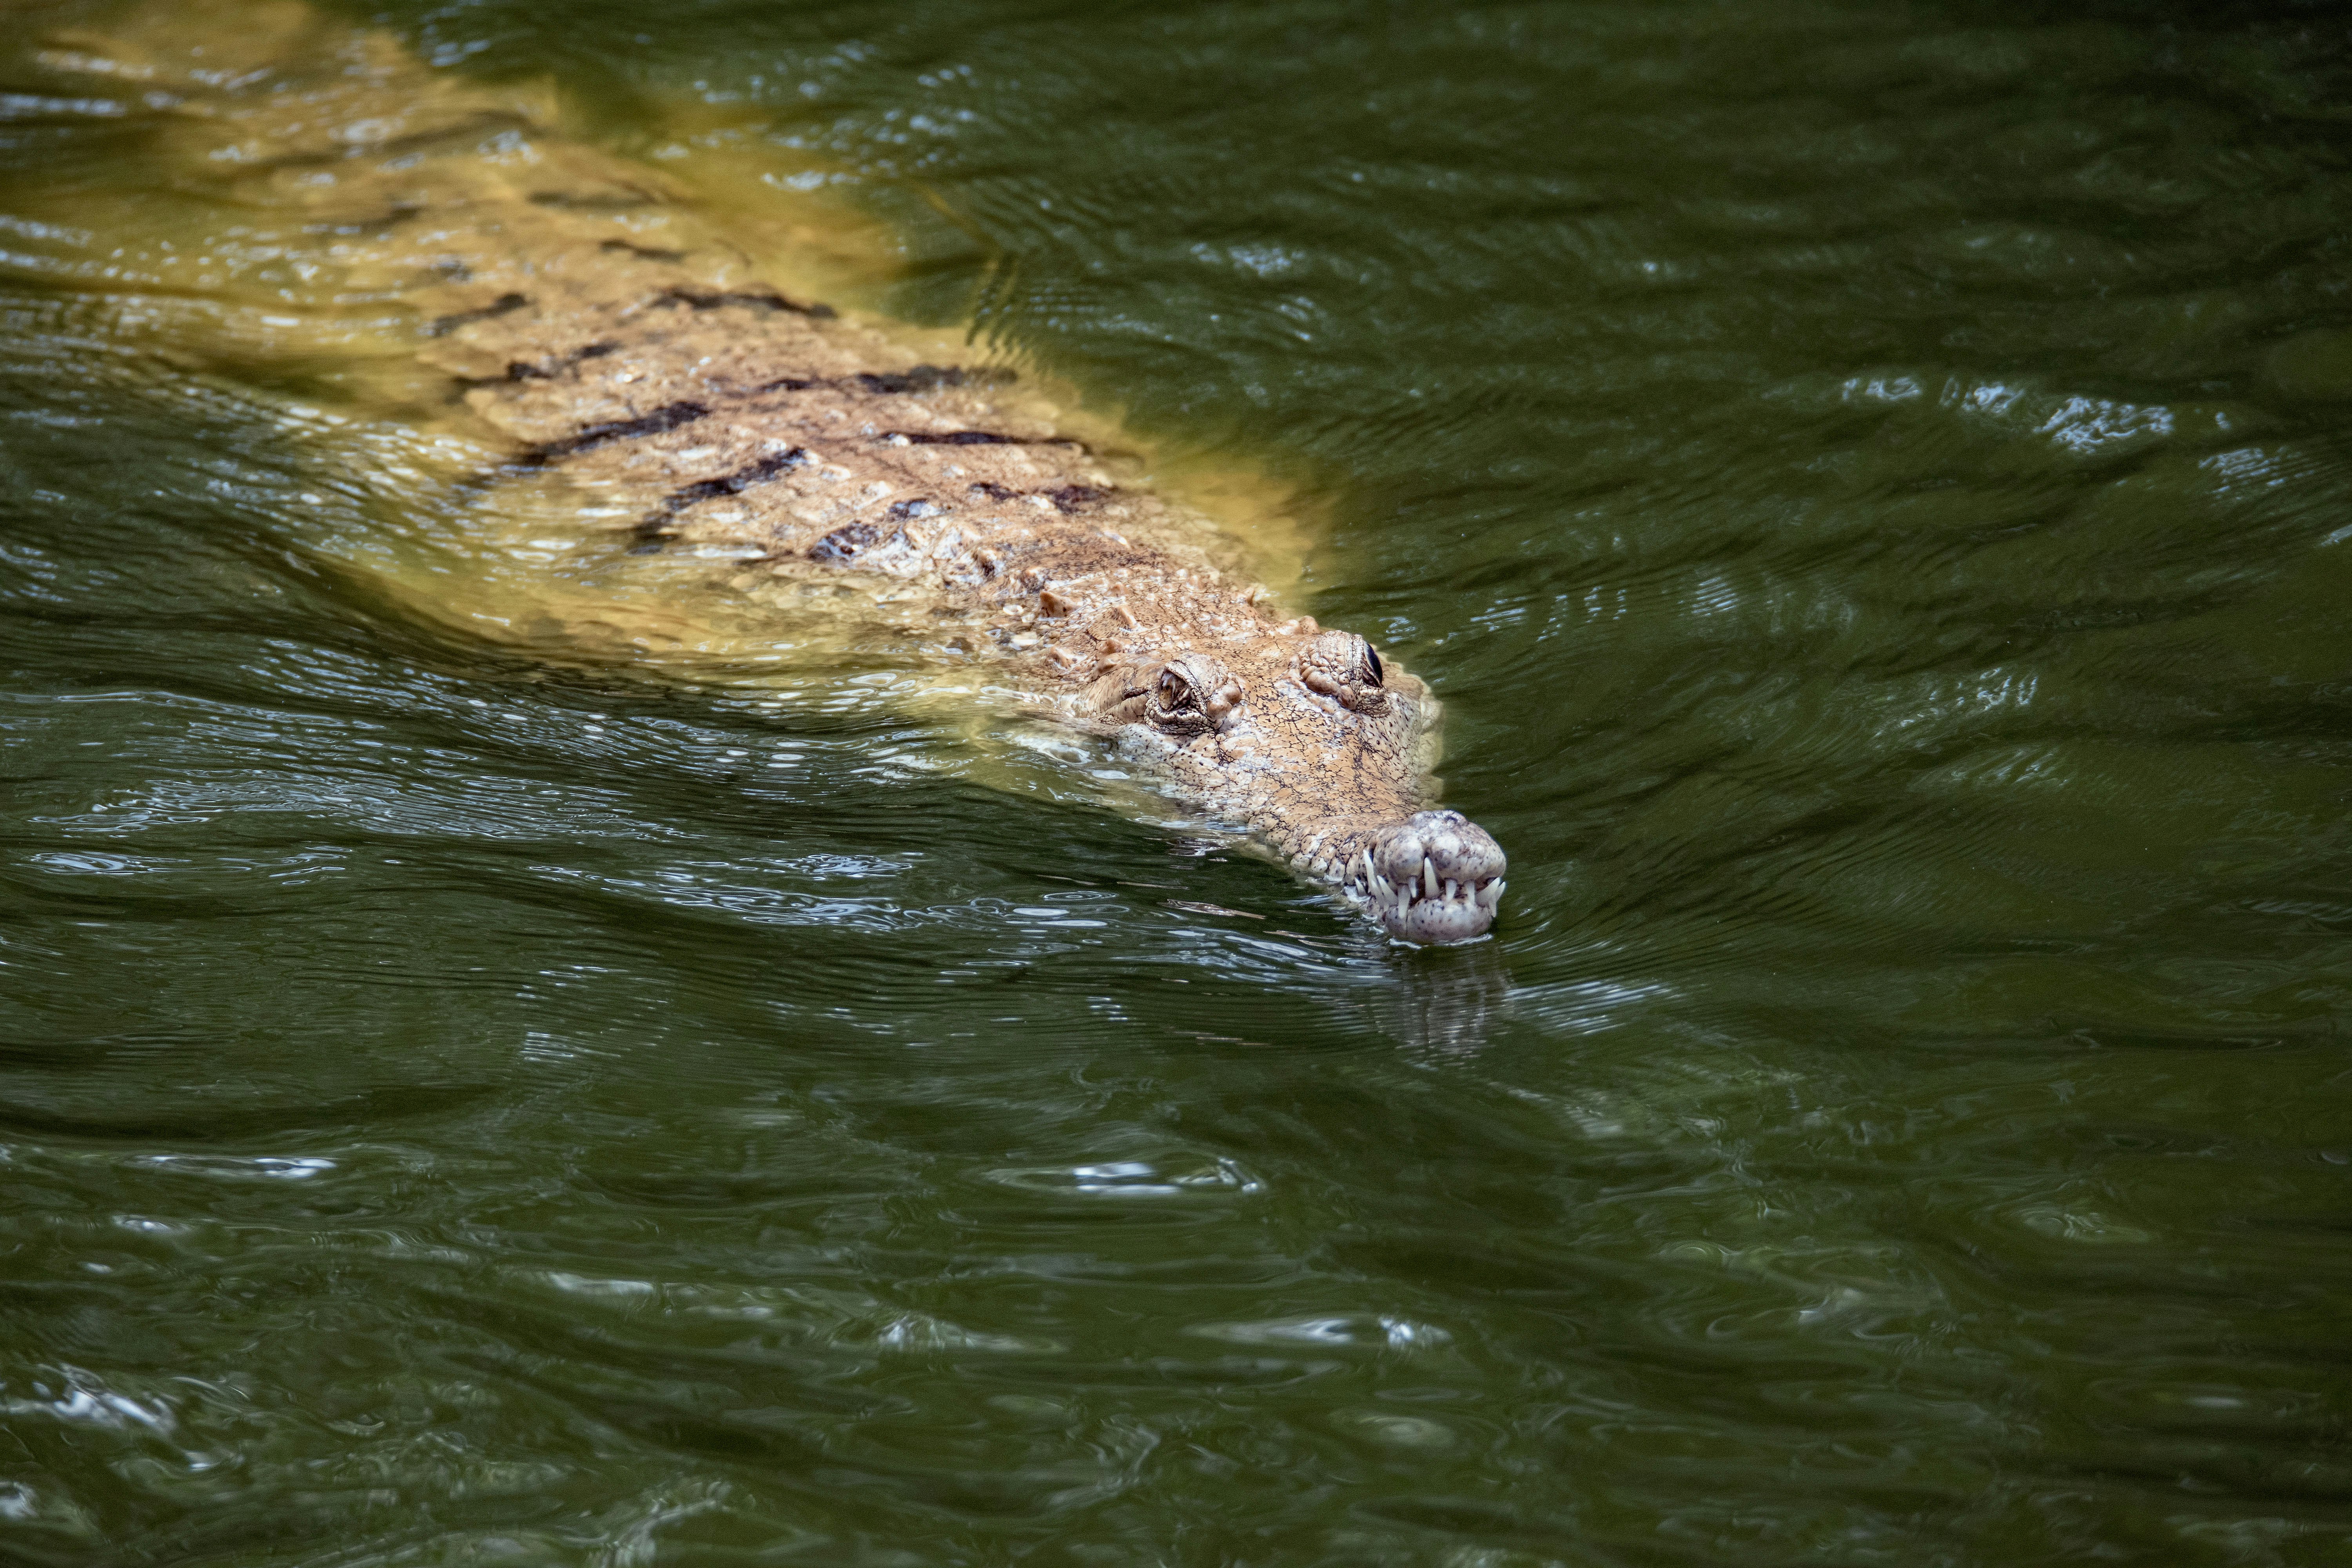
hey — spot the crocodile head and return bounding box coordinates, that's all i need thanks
[1080,627,1507,942]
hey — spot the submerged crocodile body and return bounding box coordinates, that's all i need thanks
[41,5,1506,942]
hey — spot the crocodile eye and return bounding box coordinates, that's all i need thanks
[1145,657,1242,737]
[1297,631,1390,714]
[1146,662,1214,736]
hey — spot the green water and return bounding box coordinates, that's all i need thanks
[5,0,2352,1562]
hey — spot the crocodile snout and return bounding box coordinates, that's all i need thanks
[1343,809,1506,944]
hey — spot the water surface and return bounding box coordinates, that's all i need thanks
[4,0,2352,1563]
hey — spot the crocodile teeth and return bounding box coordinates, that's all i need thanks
[1422,858,1439,900]
[1371,873,1393,904]
[1476,879,1504,909]
[1360,847,1377,889]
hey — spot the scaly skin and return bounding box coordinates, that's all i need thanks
[40,4,1507,940]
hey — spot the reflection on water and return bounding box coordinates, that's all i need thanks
[1378,942,1515,1060]
[4,0,2352,1562]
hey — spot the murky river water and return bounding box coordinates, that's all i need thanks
[5,0,2352,1562]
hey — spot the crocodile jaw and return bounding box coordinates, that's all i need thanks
[1337,810,1507,944]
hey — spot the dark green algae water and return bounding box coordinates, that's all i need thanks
[7,0,2352,1561]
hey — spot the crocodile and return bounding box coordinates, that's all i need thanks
[31,4,1507,942]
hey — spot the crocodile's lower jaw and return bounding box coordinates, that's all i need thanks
[1353,870,1505,943]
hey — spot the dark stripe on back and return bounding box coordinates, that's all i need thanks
[891,430,1022,446]
[1047,485,1111,514]
[530,187,662,211]
[962,479,1114,513]
[633,448,813,539]
[809,520,892,562]
[426,292,528,336]
[657,286,836,320]
[306,203,418,238]
[474,339,620,386]
[855,365,977,395]
[526,400,710,463]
